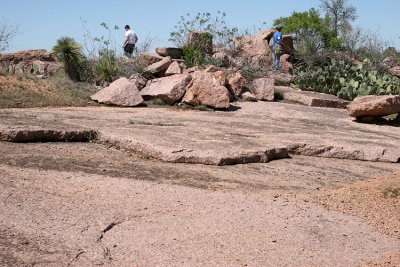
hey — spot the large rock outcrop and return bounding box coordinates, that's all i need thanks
[91,77,143,107]
[0,49,62,77]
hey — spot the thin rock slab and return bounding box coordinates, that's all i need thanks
[347,95,400,118]
[275,86,349,109]
[90,77,143,107]
[145,56,172,75]
[155,47,183,59]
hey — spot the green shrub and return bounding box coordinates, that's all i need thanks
[52,37,82,81]
[182,45,205,68]
[95,49,117,85]
[294,59,400,100]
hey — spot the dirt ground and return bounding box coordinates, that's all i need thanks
[1,141,399,266]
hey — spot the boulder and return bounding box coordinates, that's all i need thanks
[383,56,400,69]
[182,71,231,109]
[234,33,272,66]
[251,78,275,101]
[388,66,400,78]
[280,54,294,75]
[0,49,55,62]
[139,52,164,65]
[31,60,62,76]
[141,74,192,105]
[155,47,183,59]
[240,88,257,102]
[129,73,147,90]
[266,71,294,86]
[186,31,213,55]
[347,95,400,118]
[282,35,295,54]
[145,56,172,75]
[91,77,143,107]
[165,61,182,76]
[227,72,246,97]
[204,65,223,73]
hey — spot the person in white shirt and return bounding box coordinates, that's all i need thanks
[121,25,138,57]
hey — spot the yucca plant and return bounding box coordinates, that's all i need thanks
[52,37,82,81]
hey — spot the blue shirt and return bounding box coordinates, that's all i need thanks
[272,31,282,49]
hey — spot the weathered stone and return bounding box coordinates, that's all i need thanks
[141,74,192,105]
[280,54,294,75]
[0,49,55,62]
[212,71,229,86]
[186,31,213,55]
[251,78,275,101]
[282,35,295,54]
[275,86,350,109]
[204,65,223,73]
[266,71,294,86]
[388,66,400,78]
[235,33,272,65]
[184,66,201,73]
[155,47,183,59]
[227,72,246,97]
[91,77,143,107]
[182,71,230,109]
[129,73,147,90]
[165,61,182,76]
[383,56,400,69]
[347,95,400,118]
[240,88,257,102]
[139,52,164,65]
[145,56,172,75]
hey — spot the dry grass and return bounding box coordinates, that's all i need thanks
[0,73,98,108]
[302,174,400,267]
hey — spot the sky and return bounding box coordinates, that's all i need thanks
[1,0,400,54]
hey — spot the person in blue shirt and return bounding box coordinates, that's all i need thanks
[272,26,283,72]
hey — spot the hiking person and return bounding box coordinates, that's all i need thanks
[121,25,138,57]
[272,26,283,72]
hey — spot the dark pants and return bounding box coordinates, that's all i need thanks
[124,43,135,57]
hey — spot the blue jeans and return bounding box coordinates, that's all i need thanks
[273,52,281,71]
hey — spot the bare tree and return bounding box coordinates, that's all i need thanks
[320,0,357,38]
[0,21,18,52]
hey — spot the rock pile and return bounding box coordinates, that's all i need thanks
[92,28,296,108]
[0,49,62,78]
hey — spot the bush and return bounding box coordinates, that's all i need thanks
[52,37,83,81]
[294,59,400,100]
[95,49,117,85]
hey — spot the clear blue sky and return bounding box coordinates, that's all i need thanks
[2,0,400,53]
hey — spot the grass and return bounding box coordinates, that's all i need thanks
[0,72,98,108]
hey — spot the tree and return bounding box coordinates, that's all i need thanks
[273,8,339,62]
[52,37,82,81]
[319,0,357,38]
[0,21,18,52]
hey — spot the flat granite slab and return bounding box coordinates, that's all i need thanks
[0,101,399,165]
[275,86,350,109]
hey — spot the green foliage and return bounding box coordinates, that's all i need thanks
[52,37,82,81]
[294,59,400,100]
[169,11,239,49]
[182,45,205,68]
[382,46,400,59]
[95,49,117,85]
[274,8,340,51]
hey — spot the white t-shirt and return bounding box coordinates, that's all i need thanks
[125,30,137,44]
